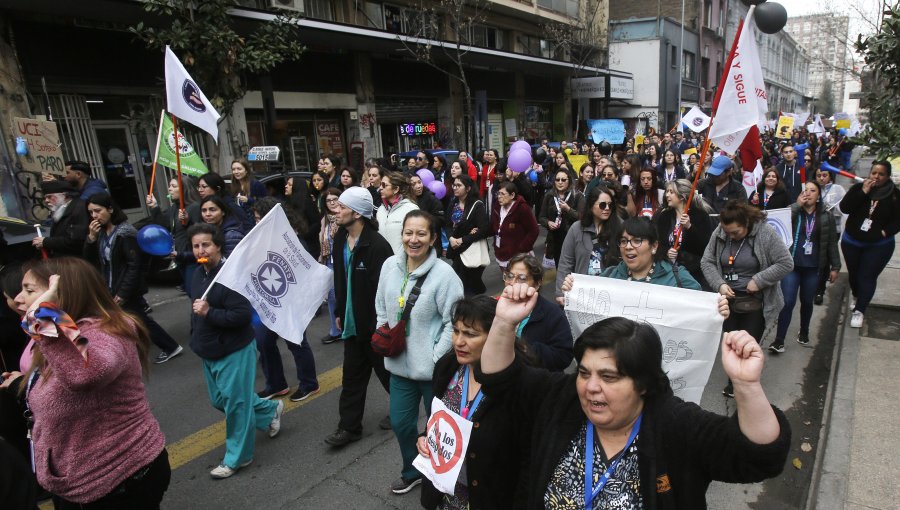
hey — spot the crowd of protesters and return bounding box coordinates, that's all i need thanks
[1,121,897,509]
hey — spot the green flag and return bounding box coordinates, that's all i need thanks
[156,113,209,177]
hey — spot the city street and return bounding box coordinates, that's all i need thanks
[121,233,844,510]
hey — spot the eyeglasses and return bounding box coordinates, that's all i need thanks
[326,198,338,203]
[594,201,613,210]
[451,183,463,188]
[502,272,530,284]
[618,237,646,248]
[555,178,569,182]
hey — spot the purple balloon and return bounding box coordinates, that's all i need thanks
[416,168,435,185]
[507,148,532,173]
[427,180,447,199]
[511,140,531,154]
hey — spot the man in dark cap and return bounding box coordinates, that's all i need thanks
[698,155,748,214]
[42,160,108,200]
[33,180,89,257]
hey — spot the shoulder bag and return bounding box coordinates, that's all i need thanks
[459,200,490,268]
[371,271,429,357]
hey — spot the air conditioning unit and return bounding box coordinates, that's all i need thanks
[715,27,724,38]
[271,0,304,13]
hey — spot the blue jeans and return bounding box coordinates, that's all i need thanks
[326,261,341,337]
[842,238,895,313]
[776,266,820,341]
[202,341,277,468]
[254,315,319,393]
[389,374,433,480]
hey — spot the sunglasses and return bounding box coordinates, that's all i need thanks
[595,201,613,210]
[416,157,426,161]
[555,178,569,182]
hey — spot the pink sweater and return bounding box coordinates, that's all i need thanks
[28,318,166,503]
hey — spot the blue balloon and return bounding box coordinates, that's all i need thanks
[137,224,174,256]
[838,128,848,136]
[528,169,539,183]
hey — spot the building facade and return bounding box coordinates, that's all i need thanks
[785,13,851,114]
[0,0,630,223]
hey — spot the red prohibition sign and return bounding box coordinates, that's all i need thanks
[428,410,464,474]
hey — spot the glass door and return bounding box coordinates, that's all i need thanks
[93,123,150,221]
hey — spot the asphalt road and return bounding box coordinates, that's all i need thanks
[134,232,841,510]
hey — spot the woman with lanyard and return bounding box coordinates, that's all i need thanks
[748,169,791,210]
[474,284,790,509]
[539,168,584,268]
[839,160,900,328]
[655,179,714,290]
[417,295,532,509]
[446,175,491,295]
[555,186,622,305]
[701,201,793,397]
[632,167,664,219]
[657,149,687,185]
[375,210,464,495]
[768,181,840,353]
[814,166,846,304]
[490,182,539,273]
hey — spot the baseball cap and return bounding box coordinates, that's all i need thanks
[707,155,734,176]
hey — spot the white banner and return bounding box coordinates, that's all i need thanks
[764,207,793,248]
[413,398,473,495]
[741,161,764,197]
[165,46,221,142]
[208,204,332,345]
[564,275,724,403]
[681,106,711,133]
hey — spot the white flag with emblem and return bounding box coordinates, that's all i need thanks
[681,106,711,133]
[565,275,724,403]
[165,46,221,142]
[210,203,333,345]
[763,207,793,248]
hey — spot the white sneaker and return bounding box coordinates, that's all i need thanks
[850,310,864,328]
[210,459,252,479]
[268,400,284,438]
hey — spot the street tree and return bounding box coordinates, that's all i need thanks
[854,2,900,159]
[399,0,489,152]
[130,0,305,165]
[813,81,836,116]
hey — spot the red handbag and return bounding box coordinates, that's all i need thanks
[371,272,428,357]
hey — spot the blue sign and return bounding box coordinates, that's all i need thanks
[588,119,626,144]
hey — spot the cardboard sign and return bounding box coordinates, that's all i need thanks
[413,398,473,495]
[12,118,65,175]
[776,116,795,139]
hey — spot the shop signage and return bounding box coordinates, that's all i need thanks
[571,77,606,99]
[609,76,634,100]
[399,122,437,136]
[12,117,65,175]
[248,146,281,162]
[316,121,345,157]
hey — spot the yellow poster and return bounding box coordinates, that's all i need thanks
[776,116,795,139]
[835,119,851,130]
[568,155,589,175]
[635,135,645,147]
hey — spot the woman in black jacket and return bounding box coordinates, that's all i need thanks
[418,295,528,510]
[477,285,791,509]
[446,175,491,295]
[656,179,714,290]
[538,168,584,268]
[84,192,183,363]
[748,168,791,210]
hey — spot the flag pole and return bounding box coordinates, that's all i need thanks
[147,109,166,202]
[674,12,750,251]
[172,114,187,225]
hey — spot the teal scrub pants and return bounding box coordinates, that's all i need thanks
[202,340,277,469]
[390,374,434,480]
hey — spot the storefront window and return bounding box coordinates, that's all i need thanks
[523,105,552,143]
[246,110,346,173]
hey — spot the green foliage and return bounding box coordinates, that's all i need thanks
[854,5,900,159]
[130,0,305,116]
[814,81,835,117]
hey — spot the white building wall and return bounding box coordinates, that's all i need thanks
[608,39,662,131]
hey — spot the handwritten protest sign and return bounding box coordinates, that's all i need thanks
[413,398,473,495]
[587,119,626,144]
[565,275,724,403]
[12,118,65,176]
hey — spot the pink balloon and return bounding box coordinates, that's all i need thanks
[416,169,435,185]
[427,180,447,199]
[507,148,532,173]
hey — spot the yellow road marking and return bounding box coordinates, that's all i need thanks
[167,365,343,470]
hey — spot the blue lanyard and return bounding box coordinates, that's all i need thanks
[460,365,484,420]
[584,414,642,510]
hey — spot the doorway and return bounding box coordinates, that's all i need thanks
[93,123,152,222]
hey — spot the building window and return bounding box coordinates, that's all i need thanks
[465,24,504,50]
[520,35,553,58]
[671,45,678,68]
[682,50,695,80]
[704,0,713,29]
[362,1,384,29]
[537,0,578,18]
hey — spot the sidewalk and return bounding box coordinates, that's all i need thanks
[810,234,900,510]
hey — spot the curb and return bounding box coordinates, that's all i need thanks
[806,286,858,510]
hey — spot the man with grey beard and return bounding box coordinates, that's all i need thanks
[32,180,89,257]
